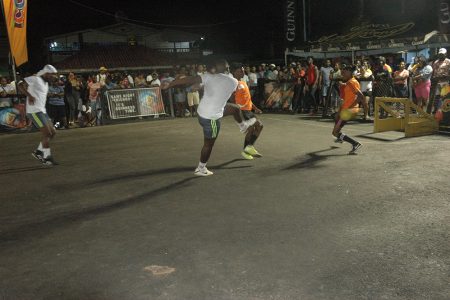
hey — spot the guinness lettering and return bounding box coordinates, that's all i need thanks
[285,0,297,43]
[440,1,450,33]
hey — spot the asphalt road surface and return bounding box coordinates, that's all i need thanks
[1,115,449,300]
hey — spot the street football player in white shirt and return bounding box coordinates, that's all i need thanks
[162,59,255,176]
[18,65,59,165]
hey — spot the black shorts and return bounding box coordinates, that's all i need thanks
[48,104,66,120]
[242,110,256,120]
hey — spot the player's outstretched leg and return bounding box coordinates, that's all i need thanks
[224,103,256,133]
[242,120,263,159]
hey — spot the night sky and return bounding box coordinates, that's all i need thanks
[22,0,438,68]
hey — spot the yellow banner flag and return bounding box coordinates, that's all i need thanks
[2,0,28,66]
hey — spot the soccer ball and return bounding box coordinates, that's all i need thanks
[340,109,354,121]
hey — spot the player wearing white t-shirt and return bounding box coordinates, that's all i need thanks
[18,65,58,165]
[162,59,255,176]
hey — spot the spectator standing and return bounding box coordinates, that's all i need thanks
[88,77,102,125]
[174,68,187,117]
[96,67,108,85]
[291,64,306,113]
[356,61,374,118]
[329,62,343,113]
[64,73,78,126]
[248,66,258,96]
[134,73,147,87]
[412,56,433,110]
[373,56,393,117]
[305,57,319,115]
[319,59,334,114]
[146,73,153,85]
[120,76,132,89]
[0,77,16,108]
[48,79,67,129]
[126,72,134,87]
[431,48,450,113]
[393,61,409,98]
[150,72,161,87]
[266,64,277,81]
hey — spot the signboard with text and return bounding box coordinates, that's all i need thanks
[106,87,165,119]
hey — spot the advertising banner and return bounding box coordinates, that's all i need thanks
[106,87,165,119]
[2,0,28,66]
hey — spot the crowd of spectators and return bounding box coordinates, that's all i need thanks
[0,48,448,130]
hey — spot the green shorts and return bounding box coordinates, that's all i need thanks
[198,116,221,139]
[27,112,51,129]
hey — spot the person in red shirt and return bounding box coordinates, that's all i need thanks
[232,64,264,160]
[333,65,364,154]
[305,57,319,115]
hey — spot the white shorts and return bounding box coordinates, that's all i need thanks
[187,91,200,106]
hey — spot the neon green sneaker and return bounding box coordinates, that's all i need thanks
[241,151,254,160]
[244,145,262,157]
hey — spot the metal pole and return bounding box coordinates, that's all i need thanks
[302,0,307,42]
[168,88,175,117]
[1,1,18,86]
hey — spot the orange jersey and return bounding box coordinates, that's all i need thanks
[341,77,361,110]
[235,81,253,111]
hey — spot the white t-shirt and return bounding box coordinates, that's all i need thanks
[127,75,135,86]
[320,66,333,86]
[248,72,258,87]
[242,74,249,84]
[151,78,161,86]
[25,75,49,114]
[197,73,238,120]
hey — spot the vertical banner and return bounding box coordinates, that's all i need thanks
[439,0,450,33]
[2,0,28,66]
[285,0,298,48]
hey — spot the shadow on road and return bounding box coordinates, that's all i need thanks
[283,146,347,170]
[0,159,251,244]
[0,166,51,175]
[87,158,251,187]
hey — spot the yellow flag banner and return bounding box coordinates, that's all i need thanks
[2,0,28,66]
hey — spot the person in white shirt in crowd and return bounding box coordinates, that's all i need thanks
[356,60,373,119]
[248,66,258,97]
[149,73,153,84]
[162,58,255,176]
[18,65,58,165]
[318,59,334,115]
[96,67,108,85]
[266,64,278,81]
[197,64,205,76]
[149,72,160,87]
[240,66,249,85]
[0,77,16,108]
[126,72,134,87]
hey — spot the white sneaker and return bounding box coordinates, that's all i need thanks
[239,118,257,133]
[194,167,214,176]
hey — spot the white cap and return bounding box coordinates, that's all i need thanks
[438,48,447,54]
[37,64,57,76]
[269,64,276,68]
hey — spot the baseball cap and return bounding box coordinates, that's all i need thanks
[438,48,447,54]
